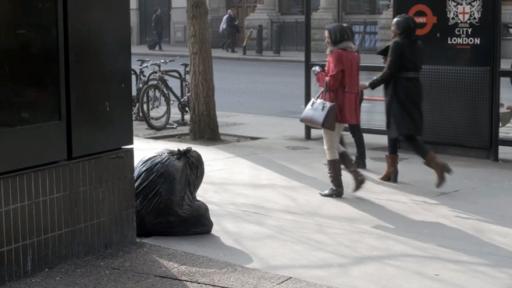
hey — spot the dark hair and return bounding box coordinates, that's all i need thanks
[393,14,417,39]
[341,23,355,42]
[325,23,354,46]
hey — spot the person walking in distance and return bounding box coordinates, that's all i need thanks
[312,23,366,198]
[152,8,163,51]
[225,9,240,53]
[361,15,452,188]
[219,9,231,51]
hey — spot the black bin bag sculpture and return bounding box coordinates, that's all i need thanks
[135,148,213,236]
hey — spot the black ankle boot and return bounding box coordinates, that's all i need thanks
[351,125,367,170]
[355,156,366,170]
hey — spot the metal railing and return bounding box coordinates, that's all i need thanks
[270,19,305,51]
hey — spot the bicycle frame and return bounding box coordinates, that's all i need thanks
[151,72,188,123]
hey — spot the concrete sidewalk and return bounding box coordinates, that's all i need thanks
[133,112,512,288]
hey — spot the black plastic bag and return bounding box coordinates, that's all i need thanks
[135,148,213,237]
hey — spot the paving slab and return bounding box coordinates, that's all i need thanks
[4,243,332,288]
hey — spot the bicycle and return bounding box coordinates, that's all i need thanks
[139,61,191,131]
[131,58,152,121]
[132,58,177,125]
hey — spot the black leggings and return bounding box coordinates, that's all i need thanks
[349,124,366,159]
[339,124,366,159]
[388,135,429,159]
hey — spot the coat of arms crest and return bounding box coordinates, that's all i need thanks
[447,0,482,25]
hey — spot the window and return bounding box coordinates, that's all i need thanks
[343,0,389,15]
[0,0,61,128]
[279,0,320,15]
[279,0,304,15]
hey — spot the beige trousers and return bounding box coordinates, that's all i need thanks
[323,123,347,160]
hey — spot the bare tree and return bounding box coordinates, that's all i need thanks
[186,0,221,141]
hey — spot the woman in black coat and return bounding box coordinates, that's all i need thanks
[362,15,452,188]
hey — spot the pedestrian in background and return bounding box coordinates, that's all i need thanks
[219,9,231,51]
[361,15,452,188]
[313,23,366,198]
[152,8,163,51]
[225,9,239,53]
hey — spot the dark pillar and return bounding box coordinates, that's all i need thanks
[272,23,281,55]
[256,25,263,55]
[304,0,312,140]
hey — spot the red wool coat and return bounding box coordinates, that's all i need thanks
[315,49,361,124]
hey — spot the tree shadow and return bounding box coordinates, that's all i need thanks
[345,196,512,268]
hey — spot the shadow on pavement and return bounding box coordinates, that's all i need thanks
[145,234,254,266]
[344,197,512,269]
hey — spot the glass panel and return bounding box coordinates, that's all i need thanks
[344,0,389,15]
[309,68,386,131]
[500,64,512,142]
[500,1,512,143]
[342,0,393,57]
[279,0,304,15]
[349,22,379,53]
[0,0,61,128]
[345,0,374,15]
[359,71,386,130]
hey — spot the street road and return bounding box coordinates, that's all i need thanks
[131,56,388,129]
[132,56,512,132]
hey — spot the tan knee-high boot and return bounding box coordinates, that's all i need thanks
[320,159,344,198]
[380,155,398,183]
[424,152,452,188]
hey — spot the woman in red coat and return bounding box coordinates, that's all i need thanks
[313,23,365,198]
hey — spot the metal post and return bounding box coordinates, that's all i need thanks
[256,25,263,55]
[490,0,502,161]
[304,0,312,140]
[337,0,342,22]
[272,23,281,55]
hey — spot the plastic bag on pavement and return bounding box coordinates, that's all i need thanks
[134,148,213,237]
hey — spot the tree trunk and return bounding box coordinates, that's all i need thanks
[187,0,221,141]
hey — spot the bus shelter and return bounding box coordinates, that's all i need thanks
[304,0,512,160]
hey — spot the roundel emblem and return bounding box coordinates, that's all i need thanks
[408,4,438,36]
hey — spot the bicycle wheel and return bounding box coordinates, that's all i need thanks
[140,83,171,131]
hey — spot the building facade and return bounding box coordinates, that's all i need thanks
[130,0,512,56]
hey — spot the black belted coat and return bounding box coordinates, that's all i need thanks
[369,38,423,138]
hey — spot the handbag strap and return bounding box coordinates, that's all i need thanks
[314,88,325,100]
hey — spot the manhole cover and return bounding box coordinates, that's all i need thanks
[285,146,310,151]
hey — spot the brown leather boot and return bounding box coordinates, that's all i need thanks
[424,152,452,188]
[320,159,344,198]
[339,152,366,192]
[380,154,398,183]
